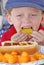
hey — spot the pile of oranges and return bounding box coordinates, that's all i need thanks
[0,51,44,64]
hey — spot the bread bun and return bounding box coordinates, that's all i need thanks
[1,41,38,54]
[20,28,33,35]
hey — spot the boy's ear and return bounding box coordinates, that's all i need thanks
[6,13,13,25]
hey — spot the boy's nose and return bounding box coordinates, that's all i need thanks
[22,16,31,23]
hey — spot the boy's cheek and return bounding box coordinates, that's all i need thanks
[15,27,21,32]
[32,26,39,31]
[32,22,41,31]
[13,23,21,32]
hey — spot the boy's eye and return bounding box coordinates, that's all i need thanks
[29,14,38,17]
[31,14,37,16]
[16,15,22,17]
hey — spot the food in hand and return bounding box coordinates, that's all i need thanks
[21,28,33,35]
[2,41,35,46]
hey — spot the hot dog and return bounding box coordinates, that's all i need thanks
[1,41,38,54]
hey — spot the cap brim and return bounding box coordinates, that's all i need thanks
[5,2,44,11]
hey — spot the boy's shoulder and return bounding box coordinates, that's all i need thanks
[39,24,44,30]
[1,26,16,41]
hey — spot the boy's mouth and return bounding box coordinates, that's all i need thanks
[21,27,32,29]
[21,27,33,35]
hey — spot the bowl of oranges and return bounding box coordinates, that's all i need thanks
[0,51,44,64]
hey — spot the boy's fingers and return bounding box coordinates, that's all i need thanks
[11,33,28,42]
[30,32,41,41]
[30,37,39,42]
[30,31,44,42]
[31,31,44,38]
[11,32,21,40]
[14,33,28,42]
[30,38,44,45]
[39,30,44,36]
[11,32,22,40]
[17,35,28,42]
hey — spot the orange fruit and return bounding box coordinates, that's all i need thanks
[34,52,42,60]
[2,55,7,62]
[18,55,20,63]
[11,52,18,63]
[18,52,29,63]
[12,55,18,63]
[41,54,44,59]
[7,54,15,64]
[21,51,29,57]
[11,51,17,55]
[4,52,18,64]
[29,55,36,62]
[18,55,29,63]
[4,53,10,60]
[8,54,18,64]
[0,53,3,62]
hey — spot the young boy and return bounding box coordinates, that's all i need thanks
[1,0,44,45]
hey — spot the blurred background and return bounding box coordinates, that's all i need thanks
[0,0,10,38]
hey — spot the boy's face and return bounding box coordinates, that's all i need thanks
[7,7,42,32]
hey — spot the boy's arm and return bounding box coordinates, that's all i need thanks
[0,31,9,46]
[0,33,6,46]
[0,26,17,46]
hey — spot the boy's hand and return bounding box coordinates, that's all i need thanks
[30,30,44,45]
[11,32,29,42]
